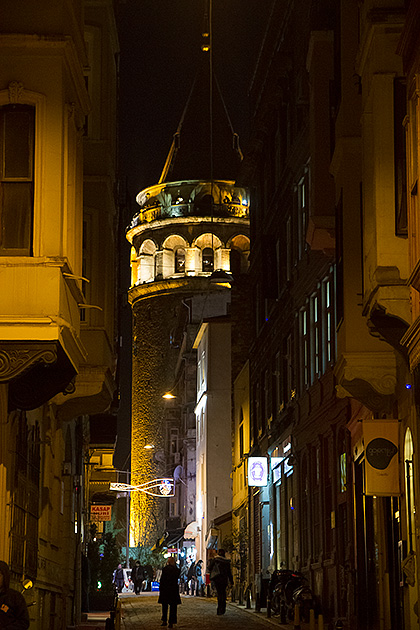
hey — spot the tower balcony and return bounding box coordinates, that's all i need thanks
[127,180,250,291]
[128,179,249,231]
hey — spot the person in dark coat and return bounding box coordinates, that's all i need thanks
[158,557,181,628]
[0,561,30,629]
[113,564,124,593]
[207,549,233,615]
[132,561,143,595]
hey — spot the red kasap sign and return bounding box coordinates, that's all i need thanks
[91,505,112,521]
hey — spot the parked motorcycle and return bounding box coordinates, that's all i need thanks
[271,570,315,623]
[269,569,295,615]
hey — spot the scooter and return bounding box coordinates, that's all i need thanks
[272,570,315,623]
[269,569,295,616]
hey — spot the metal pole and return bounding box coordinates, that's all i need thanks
[126,470,130,568]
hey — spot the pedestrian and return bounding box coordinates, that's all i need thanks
[132,561,143,595]
[186,560,196,595]
[195,560,204,596]
[113,563,124,593]
[158,557,181,628]
[0,560,30,629]
[207,549,233,615]
[179,563,188,593]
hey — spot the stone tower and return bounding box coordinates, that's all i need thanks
[127,61,250,547]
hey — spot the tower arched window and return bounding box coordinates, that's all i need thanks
[230,248,241,276]
[175,248,185,273]
[202,247,214,272]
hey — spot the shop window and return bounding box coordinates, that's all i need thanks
[0,105,35,255]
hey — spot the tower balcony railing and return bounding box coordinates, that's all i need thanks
[129,200,249,228]
[128,179,250,230]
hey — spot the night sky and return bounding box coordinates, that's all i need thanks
[117,0,273,204]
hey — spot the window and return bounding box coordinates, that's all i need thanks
[175,248,185,273]
[202,247,214,272]
[283,334,294,402]
[0,105,35,255]
[170,428,179,455]
[297,176,308,259]
[322,272,335,367]
[239,408,244,459]
[275,352,284,413]
[80,219,89,322]
[286,216,292,281]
[394,78,407,237]
[300,307,309,390]
[312,446,321,560]
[310,292,320,383]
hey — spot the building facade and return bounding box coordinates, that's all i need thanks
[0,1,119,627]
[239,1,420,628]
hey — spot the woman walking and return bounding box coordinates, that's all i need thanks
[159,557,181,628]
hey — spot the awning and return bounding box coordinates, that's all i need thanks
[183,520,198,539]
[205,528,219,549]
[164,527,185,547]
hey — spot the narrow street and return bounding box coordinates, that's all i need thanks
[118,592,293,630]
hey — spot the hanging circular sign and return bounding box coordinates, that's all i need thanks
[366,438,398,470]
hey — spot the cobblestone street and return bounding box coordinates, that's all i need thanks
[118,593,291,630]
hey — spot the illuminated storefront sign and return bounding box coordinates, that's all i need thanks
[248,457,268,486]
[271,457,283,483]
[91,505,112,521]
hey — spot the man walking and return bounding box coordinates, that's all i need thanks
[208,549,233,615]
[0,561,30,629]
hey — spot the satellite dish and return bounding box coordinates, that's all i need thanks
[153,449,165,463]
[174,465,185,484]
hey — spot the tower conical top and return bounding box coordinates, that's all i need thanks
[158,60,242,185]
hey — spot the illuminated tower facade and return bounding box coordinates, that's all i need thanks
[127,62,250,546]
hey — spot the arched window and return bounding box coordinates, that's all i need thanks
[230,248,241,276]
[175,248,185,273]
[404,428,416,553]
[202,247,214,272]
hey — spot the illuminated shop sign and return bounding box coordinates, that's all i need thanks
[248,457,268,486]
[271,457,283,483]
[91,505,112,521]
